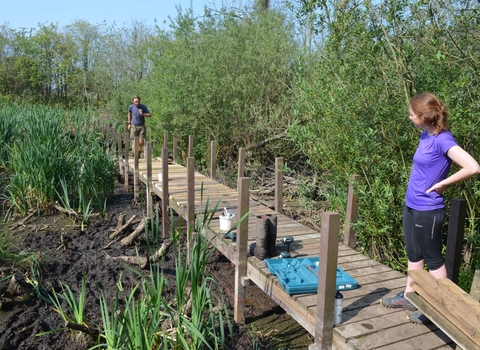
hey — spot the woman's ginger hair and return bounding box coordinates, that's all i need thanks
[410,93,448,134]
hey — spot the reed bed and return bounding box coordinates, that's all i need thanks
[0,104,116,219]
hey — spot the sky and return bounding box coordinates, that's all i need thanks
[1,0,214,31]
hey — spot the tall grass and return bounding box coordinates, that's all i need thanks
[0,104,116,218]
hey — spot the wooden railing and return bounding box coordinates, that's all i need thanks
[103,123,472,350]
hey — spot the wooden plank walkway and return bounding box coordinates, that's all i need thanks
[123,157,456,349]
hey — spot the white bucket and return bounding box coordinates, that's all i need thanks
[219,214,235,231]
[158,173,162,181]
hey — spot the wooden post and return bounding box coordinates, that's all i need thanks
[237,147,246,179]
[210,140,217,180]
[162,147,170,238]
[164,130,168,148]
[103,122,108,140]
[187,157,195,238]
[234,177,250,325]
[275,157,284,214]
[124,132,130,191]
[311,212,340,350]
[173,132,178,163]
[188,135,194,157]
[344,174,359,249]
[133,137,139,201]
[117,130,122,158]
[110,127,115,154]
[445,198,467,284]
[146,142,153,219]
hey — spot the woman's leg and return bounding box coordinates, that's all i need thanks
[405,260,425,293]
[403,205,425,293]
[429,264,447,279]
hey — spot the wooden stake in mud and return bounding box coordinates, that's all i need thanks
[117,129,121,158]
[275,157,284,214]
[146,142,153,219]
[311,212,340,350]
[344,174,359,249]
[234,177,250,325]
[133,136,139,201]
[124,132,130,191]
[187,157,195,239]
[110,127,115,154]
[210,140,217,180]
[162,147,170,238]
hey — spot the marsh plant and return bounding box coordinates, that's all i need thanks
[0,104,116,220]
[94,198,234,349]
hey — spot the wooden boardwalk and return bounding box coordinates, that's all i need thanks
[122,156,456,350]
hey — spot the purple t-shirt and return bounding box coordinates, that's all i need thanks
[405,130,457,210]
[128,103,150,126]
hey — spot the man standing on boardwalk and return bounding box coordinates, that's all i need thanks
[127,95,151,157]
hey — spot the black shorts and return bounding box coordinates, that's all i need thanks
[402,205,445,270]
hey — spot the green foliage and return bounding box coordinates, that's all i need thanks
[49,272,89,327]
[95,198,234,349]
[288,0,480,281]
[0,103,116,217]
[0,223,23,265]
[144,7,299,167]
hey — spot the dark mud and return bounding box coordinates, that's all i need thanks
[0,180,312,349]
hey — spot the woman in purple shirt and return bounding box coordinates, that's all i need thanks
[381,93,480,324]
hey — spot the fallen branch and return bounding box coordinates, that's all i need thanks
[120,220,145,246]
[109,215,137,240]
[102,240,116,249]
[14,210,36,228]
[246,131,288,150]
[115,213,126,231]
[54,202,78,218]
[106,255,148,269]
[56,232,68,250]
[149,239,173,263]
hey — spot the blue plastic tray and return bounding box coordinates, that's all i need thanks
[264,257,358,295]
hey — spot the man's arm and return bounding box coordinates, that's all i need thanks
[141,105,151,118]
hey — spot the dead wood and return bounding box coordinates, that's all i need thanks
[12,210,36,228]
[115,213,126,231]
[120,220,145,246]
[54,202,78,218]
[246,130,288,150]
[106,255,148,269]
[6,273,32,295]
[109,215,137,240]
[56,232,68,250]
[149,239,173,263]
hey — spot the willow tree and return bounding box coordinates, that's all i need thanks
[288,0,480,288]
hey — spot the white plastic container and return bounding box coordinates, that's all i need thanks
[219,214,235,231]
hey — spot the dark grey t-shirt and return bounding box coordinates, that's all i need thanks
[128,103,150,126]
